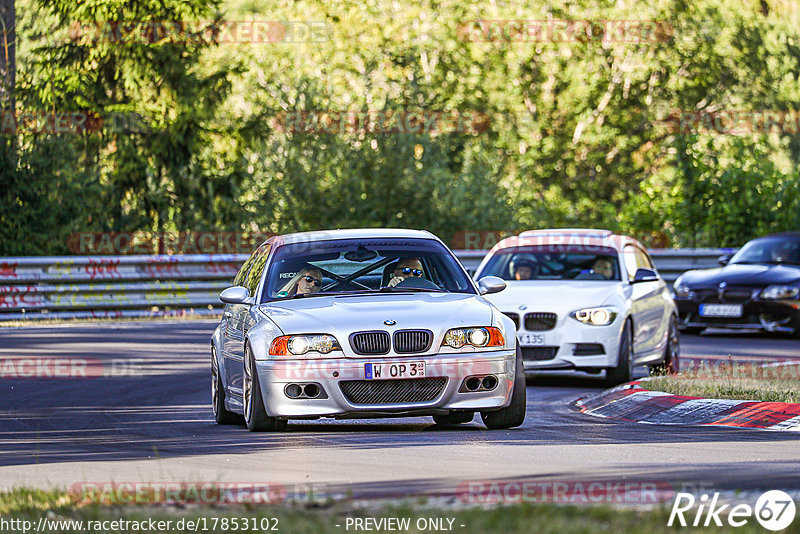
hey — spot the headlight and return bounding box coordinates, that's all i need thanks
[760,285,800,300]
[570,307,618,326]
[269,334,342,357]
[442,327,505,349]
[672,276,693,298]
[673,284,693,298]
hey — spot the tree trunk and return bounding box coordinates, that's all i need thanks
[0,0,14,113]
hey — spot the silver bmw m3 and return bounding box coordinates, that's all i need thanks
[211,228,525,431]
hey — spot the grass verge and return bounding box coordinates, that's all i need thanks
[1,489,793,534]
[646,367,800,403]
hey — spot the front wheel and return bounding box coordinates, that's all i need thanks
[650,316,680,376]
[605,320,633,387]
[481,345,526,430]
[243,345,287,432]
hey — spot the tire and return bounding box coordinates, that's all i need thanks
[650,316,680,376]
[605,320,633,387]
[433,411,474,426]
[243,344,287,432]
[211,346,239,424]
[481,345,526,430]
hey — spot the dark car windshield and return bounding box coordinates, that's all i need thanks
[730,236,800,266]
[262,237,475,300]
[478,246,622,281]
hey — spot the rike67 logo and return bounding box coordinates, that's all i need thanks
[668,490,796,531]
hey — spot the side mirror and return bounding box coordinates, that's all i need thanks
[632,268,659,283]
[718,254,732,266]
[477,276,506,295]
[219,286,252,305]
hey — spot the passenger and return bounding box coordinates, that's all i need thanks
[276,266,323,297]
[590,258,614,280]
[387,258,425,287]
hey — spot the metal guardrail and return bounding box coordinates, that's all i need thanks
[0,249,735,321]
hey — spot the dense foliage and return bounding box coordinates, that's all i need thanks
[2,0,800,255]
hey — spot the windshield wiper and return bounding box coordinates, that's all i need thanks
[283,291,346,299]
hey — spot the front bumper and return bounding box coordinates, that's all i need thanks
[255,349,516,418]
[513,321,622,372]
[675,298,800,333]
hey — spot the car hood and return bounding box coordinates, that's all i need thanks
[258,292,495,356]
[483,281,626,314]
[680,263,800,287]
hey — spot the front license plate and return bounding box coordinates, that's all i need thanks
[699,304,743,318]
[365,361,425,380]
[517,333,545,346]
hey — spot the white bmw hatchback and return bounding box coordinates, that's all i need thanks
[473,229,679,385]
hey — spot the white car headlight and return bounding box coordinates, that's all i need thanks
[760,285,800,300]
[269,334,342,357]
[570,307,618,326]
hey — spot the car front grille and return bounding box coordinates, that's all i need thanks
[524,312,558,331]
[521,346,559,361]
[350,331,390,355]
[695,287,756,303]
[721,288,756,302]
[503,312,520,330]
[393,329,432,354]
[573,343,606,356]
[339,378,447,405]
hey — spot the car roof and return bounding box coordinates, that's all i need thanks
[274,228,438,246]
[489,228,643,254]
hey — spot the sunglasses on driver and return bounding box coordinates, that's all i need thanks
[303,275,321,287]
[398,267,423,277]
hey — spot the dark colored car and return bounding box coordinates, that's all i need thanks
[672,233,800,336]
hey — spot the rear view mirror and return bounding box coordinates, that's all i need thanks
[477,276,506,295]
[219,286,252,305]
[718,254,732,266]
[632,268,659,283]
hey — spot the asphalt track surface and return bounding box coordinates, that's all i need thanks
[1,321,799,500]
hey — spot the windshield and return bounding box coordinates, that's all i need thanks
[730,236,800,265]
[262,237,475,300]
[478,246,622,281]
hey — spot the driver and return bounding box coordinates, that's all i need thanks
[512,259,537,280]
[387,258,425,287]
[276,266,323,297]
[769,241,796,263]
[590,257,614,280]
